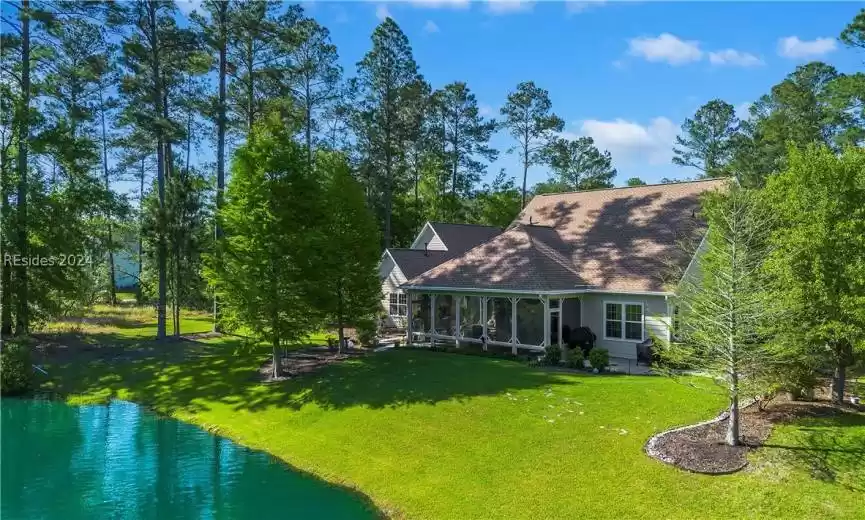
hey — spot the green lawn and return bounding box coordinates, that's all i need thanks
[36,311,865,519]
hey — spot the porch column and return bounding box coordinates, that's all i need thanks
[406,291,413,345]
[511,296,518,356]
[430,293,436,347]
[454,295,461,348]
[543,296,551,349]
[558,298,563,349]
[481,296,488,351]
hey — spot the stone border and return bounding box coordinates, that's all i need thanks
[644,398,756,475]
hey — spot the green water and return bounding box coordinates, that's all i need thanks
[1,398,377,520]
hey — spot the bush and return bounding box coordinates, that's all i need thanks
[355,317,378,348]
[1,341,33,396]
[542,344,561,366]
[588,348,610,371]
[565,348,584,370]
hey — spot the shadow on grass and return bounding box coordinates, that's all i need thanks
[37,333,567,418]
[762,413,865,492]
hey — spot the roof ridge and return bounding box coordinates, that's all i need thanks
[533,177,730,198]
[428,221,502,229]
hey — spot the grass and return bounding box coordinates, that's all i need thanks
[34,307,865,520]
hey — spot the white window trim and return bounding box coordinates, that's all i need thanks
[602,301,645,342]
[389,292,407,317]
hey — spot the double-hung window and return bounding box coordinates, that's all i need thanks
[604,302,644,341]
[389,293,407,317]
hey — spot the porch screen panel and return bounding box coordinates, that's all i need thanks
[434,295,455,335]
[516,298,544,346]
[411,294,431,334]
[460,296,484,339]
[488,297,513,343]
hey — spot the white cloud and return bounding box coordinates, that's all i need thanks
[424,20,440,33]
[777,36,837,58]
[175,0,203,16]
[376,4,392,21]
[708,49,763,67]
[479,104,496,117]
[410,0,469,8]
[486,0,535,14]
[628,33,703,66]
[579,117,678,166]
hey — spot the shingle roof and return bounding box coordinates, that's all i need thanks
[405,179,729,293]
[427,222,502,254]
[387,223,503,280]
[388,249,454,280]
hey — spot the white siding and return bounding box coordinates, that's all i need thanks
[380,257,408,328]
[409,223,447,251]
[579,293,670,359]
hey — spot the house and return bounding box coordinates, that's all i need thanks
[401,179,728,360]
[379,222,502,328]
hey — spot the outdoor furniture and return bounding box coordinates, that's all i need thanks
[637,337,654,365]
[570,327,596,357]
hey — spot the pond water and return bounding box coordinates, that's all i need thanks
[1,398,377,520]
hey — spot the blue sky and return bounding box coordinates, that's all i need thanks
[258,0,858,188]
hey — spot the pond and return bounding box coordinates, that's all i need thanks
[1,398,378,520]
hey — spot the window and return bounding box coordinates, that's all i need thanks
[389,293,407,317]
[604,302,643,341]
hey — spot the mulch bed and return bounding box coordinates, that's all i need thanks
[258,346,369,383]
[648,395,862,474]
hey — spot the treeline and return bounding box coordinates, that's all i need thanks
[1,1,863,343]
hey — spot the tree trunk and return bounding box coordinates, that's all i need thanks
[15,0,31,335]
[100,86,116,306]
[521,145,529,209]
[337,283,344,354]
[272,334,281,379]
[213,2,227,333]
[1,140,12,336]
[832,362,846,404]
[305,78,313,170]
[137,157,145,303]
[725,373,741,446]
[149,1,167,340]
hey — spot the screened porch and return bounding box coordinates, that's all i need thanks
[405,291,581,354]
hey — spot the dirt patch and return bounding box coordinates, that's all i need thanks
[647,397,861,474]
[258,347,369,382]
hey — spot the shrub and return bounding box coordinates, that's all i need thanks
[565,348,585,370]
[588,348,610,371]
[1,341,33,396]
[542,344,561,366]
[356,318,378,348]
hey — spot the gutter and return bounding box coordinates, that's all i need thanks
[400,285,672,297]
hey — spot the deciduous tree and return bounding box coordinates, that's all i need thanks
[762,145,865,404]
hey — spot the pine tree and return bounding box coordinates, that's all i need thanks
[673,99,740,178]
[500,81,564,208]
[352,18,422,248]
[542,136,616,191]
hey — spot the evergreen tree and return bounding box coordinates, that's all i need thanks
[315,151,381,353]
[206,113,324,378]
[672,99,739,178]
[542,136,616,190]
[500,81,564,208]
[352,17,422,248]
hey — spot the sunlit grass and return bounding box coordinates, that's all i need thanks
[37,311,865,520]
